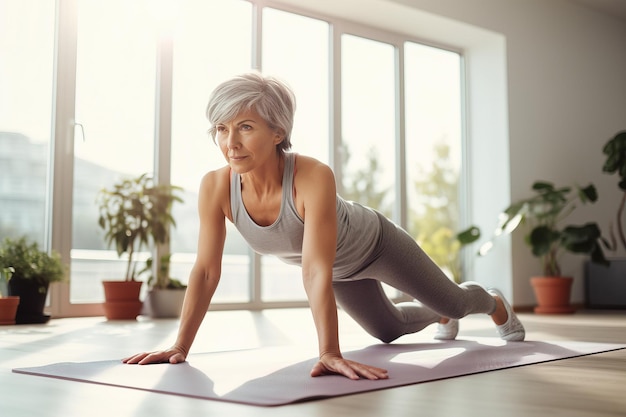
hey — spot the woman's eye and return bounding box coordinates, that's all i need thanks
[216,126,226,133]
[240,124,252,131]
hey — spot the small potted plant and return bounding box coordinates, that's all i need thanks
[0,266,19,325]
[97,173,183,320]
[479,181,608,313]
[0,237,66,323]
[585,130,626,308]
[139,253,187,318]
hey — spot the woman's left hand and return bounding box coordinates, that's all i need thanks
[310,352,389,380]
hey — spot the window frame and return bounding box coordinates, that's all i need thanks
[48,0,471,317]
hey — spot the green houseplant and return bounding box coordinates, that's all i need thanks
[0,266,14,297]
[601,130,626,251]
[585,130,626,309]
[479,181,607,313]
[0,237,66,323]
[97,173,183,320]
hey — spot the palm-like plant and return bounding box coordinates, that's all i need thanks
[97,174,183,281]
[602,130,626,251]
[479,181,607,276]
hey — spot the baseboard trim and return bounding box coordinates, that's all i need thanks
[513,302,587,313]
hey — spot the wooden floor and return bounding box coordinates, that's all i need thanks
[1,308,625,417]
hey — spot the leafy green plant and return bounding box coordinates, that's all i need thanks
[139,253,186,290]
[97,173,183,282]
[417,226,480,283]
[479,181,608,276]
[601,130,626,251]
[0,266,15,297]
[0,237,66,293]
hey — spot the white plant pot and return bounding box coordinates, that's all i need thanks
[146,288,187,318]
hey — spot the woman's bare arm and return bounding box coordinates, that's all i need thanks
[123,168,229,365]
[296,157,388,380]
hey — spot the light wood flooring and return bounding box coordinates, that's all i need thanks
[1,308,625,417]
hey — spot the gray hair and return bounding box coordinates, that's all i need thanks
[206,72,296,153]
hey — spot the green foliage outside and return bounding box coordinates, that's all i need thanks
[341,141,466,283]
[409,142,465,283]
[340,144,392,218]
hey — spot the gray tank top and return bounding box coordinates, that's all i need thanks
[230,152,381,280]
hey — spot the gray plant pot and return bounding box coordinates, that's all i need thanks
[585,259,626,309]
[146,288,187,318]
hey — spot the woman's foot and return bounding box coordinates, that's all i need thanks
[488,288,525,341]
[434,318,459,340]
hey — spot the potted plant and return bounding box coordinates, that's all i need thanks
[0,266,19,325]
[97,173,183,320]
[479,181,608,314]
[0,237,66,323]
[139,253,187,318]
[585,130,626,309]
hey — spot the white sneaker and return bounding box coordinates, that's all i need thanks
[434,319,459,340]
[488,288,525,341]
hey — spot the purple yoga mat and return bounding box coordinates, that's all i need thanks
[13,338,624,406]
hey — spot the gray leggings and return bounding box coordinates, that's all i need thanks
[332,213,497,343]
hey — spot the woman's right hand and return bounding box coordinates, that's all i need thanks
[122,346,187,365]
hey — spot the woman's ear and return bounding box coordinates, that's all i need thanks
[273,129,285,145]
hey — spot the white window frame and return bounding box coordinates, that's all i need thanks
[48,0,510,317]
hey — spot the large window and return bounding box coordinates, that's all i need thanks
[404,42,463,282]
[260,8,330,303]
[0,0,55,247]
[9,0,466,315]
[169,0,253,304]
[70,0,157,303]
[340,34,396,217]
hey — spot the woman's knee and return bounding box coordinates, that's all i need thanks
[362,325,402,344]
[374,331,401,344]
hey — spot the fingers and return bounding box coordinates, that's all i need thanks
[122,352,151,364]
[310,358,389,380]
[122,350,185,365]
[347,361,388,380]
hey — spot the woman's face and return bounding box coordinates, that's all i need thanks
[215,108,283,173]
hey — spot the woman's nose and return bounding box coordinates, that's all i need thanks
[226,131,240,149]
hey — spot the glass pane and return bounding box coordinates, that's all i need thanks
[0,0,55,246]
[341,34,398,298]
[170,0,252,303]
[261,8,330,302]
[262,7,330,163]
[404,42,463,282]
[340,34,396,218]
[71,0,157,303]
[261,256,303,302]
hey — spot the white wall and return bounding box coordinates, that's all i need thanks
[390,0,626,305]
[278,0,626,306]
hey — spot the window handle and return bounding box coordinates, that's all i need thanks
[75,122,86,142]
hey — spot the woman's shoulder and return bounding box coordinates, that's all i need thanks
[198,165,232,219]
[292,153,335,194]
[293,153,333,176]
[201,165,230,182]
[199,165,231,196]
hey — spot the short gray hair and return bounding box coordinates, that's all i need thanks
[206,72,296,153]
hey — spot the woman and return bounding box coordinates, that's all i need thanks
[123,72,525,380]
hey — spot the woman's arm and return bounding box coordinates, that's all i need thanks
[297,158,388,380]
[123,169,229,365]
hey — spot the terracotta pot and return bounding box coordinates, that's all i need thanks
[0,296,20,325]
[530,276,575,314]
[102,281,143,320]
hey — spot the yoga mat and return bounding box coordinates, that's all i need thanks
[13,338,624,406]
